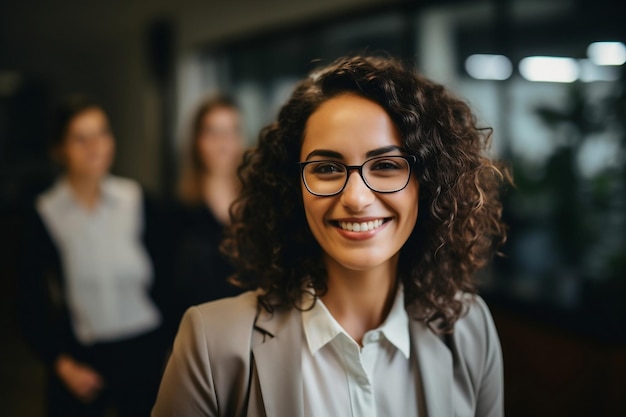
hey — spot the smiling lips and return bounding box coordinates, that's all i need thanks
[332,218,390,232]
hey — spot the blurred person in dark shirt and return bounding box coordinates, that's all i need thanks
[172,95,244,321]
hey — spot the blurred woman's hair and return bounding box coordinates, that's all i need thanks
[224,55,512,333]
[178,94,239,204]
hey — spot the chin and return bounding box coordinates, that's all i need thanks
[79,169,109,180]
[330,253,392,272]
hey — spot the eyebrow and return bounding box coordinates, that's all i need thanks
[365,145,404,158]
[304,145,404,161]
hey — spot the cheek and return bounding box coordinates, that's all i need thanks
[63,147,84,168]
[102,137,115,158]
[221,140,242,161]
[198,137,210,153]
[391,181,420,237]
[406,183,420,226]
[231,140,244,156]
[301,188,328,236]
[301,189,316,229]
[198,138,215,160]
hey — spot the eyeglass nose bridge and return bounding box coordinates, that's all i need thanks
[345,165,364,176]
[341,164,374,193]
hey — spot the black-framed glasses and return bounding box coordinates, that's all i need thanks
[298,155,416,197]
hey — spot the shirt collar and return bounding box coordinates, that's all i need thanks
[374,285,411,358]
[51,175,118,209]
[302,285,410,359]
[301,292,343,355]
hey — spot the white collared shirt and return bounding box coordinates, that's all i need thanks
[37,176,161,345]
[301,287,419,417]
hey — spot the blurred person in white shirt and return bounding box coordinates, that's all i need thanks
[19,94,171,417]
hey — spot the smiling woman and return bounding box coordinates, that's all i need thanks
[153,55,511,417]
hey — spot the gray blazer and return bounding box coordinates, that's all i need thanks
[152,291,503,417]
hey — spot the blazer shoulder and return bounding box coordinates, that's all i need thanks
[180,291,262,365]
[458,294,497,333]
[189,290,260,339]
[154,291,260,417]
[450,294,500,356]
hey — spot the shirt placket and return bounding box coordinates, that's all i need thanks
[338,334,378,417]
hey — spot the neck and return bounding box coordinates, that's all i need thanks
[66,174,102,210]
[320,255,399,345]
[202,173,239,223]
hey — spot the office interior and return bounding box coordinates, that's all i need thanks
[1,0,624,416]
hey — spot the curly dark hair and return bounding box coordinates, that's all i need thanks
[224,55,510,332]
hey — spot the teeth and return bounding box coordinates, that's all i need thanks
[338,219,385,232]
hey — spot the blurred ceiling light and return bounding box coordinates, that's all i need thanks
[465,54,513,80]
[587,42,626,66]
[519,56,579,83]
[579,59,621,82]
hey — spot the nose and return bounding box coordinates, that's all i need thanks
[339,170,375,212]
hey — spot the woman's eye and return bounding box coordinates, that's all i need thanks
[371,160,401,170]
[312,162,345,175]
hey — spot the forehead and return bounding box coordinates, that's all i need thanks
[203,106,238,123]
[67,108,107,132]
[300,93,401,160]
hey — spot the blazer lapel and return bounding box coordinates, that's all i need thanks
[410,319,453,417]
[252,307,303,417]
